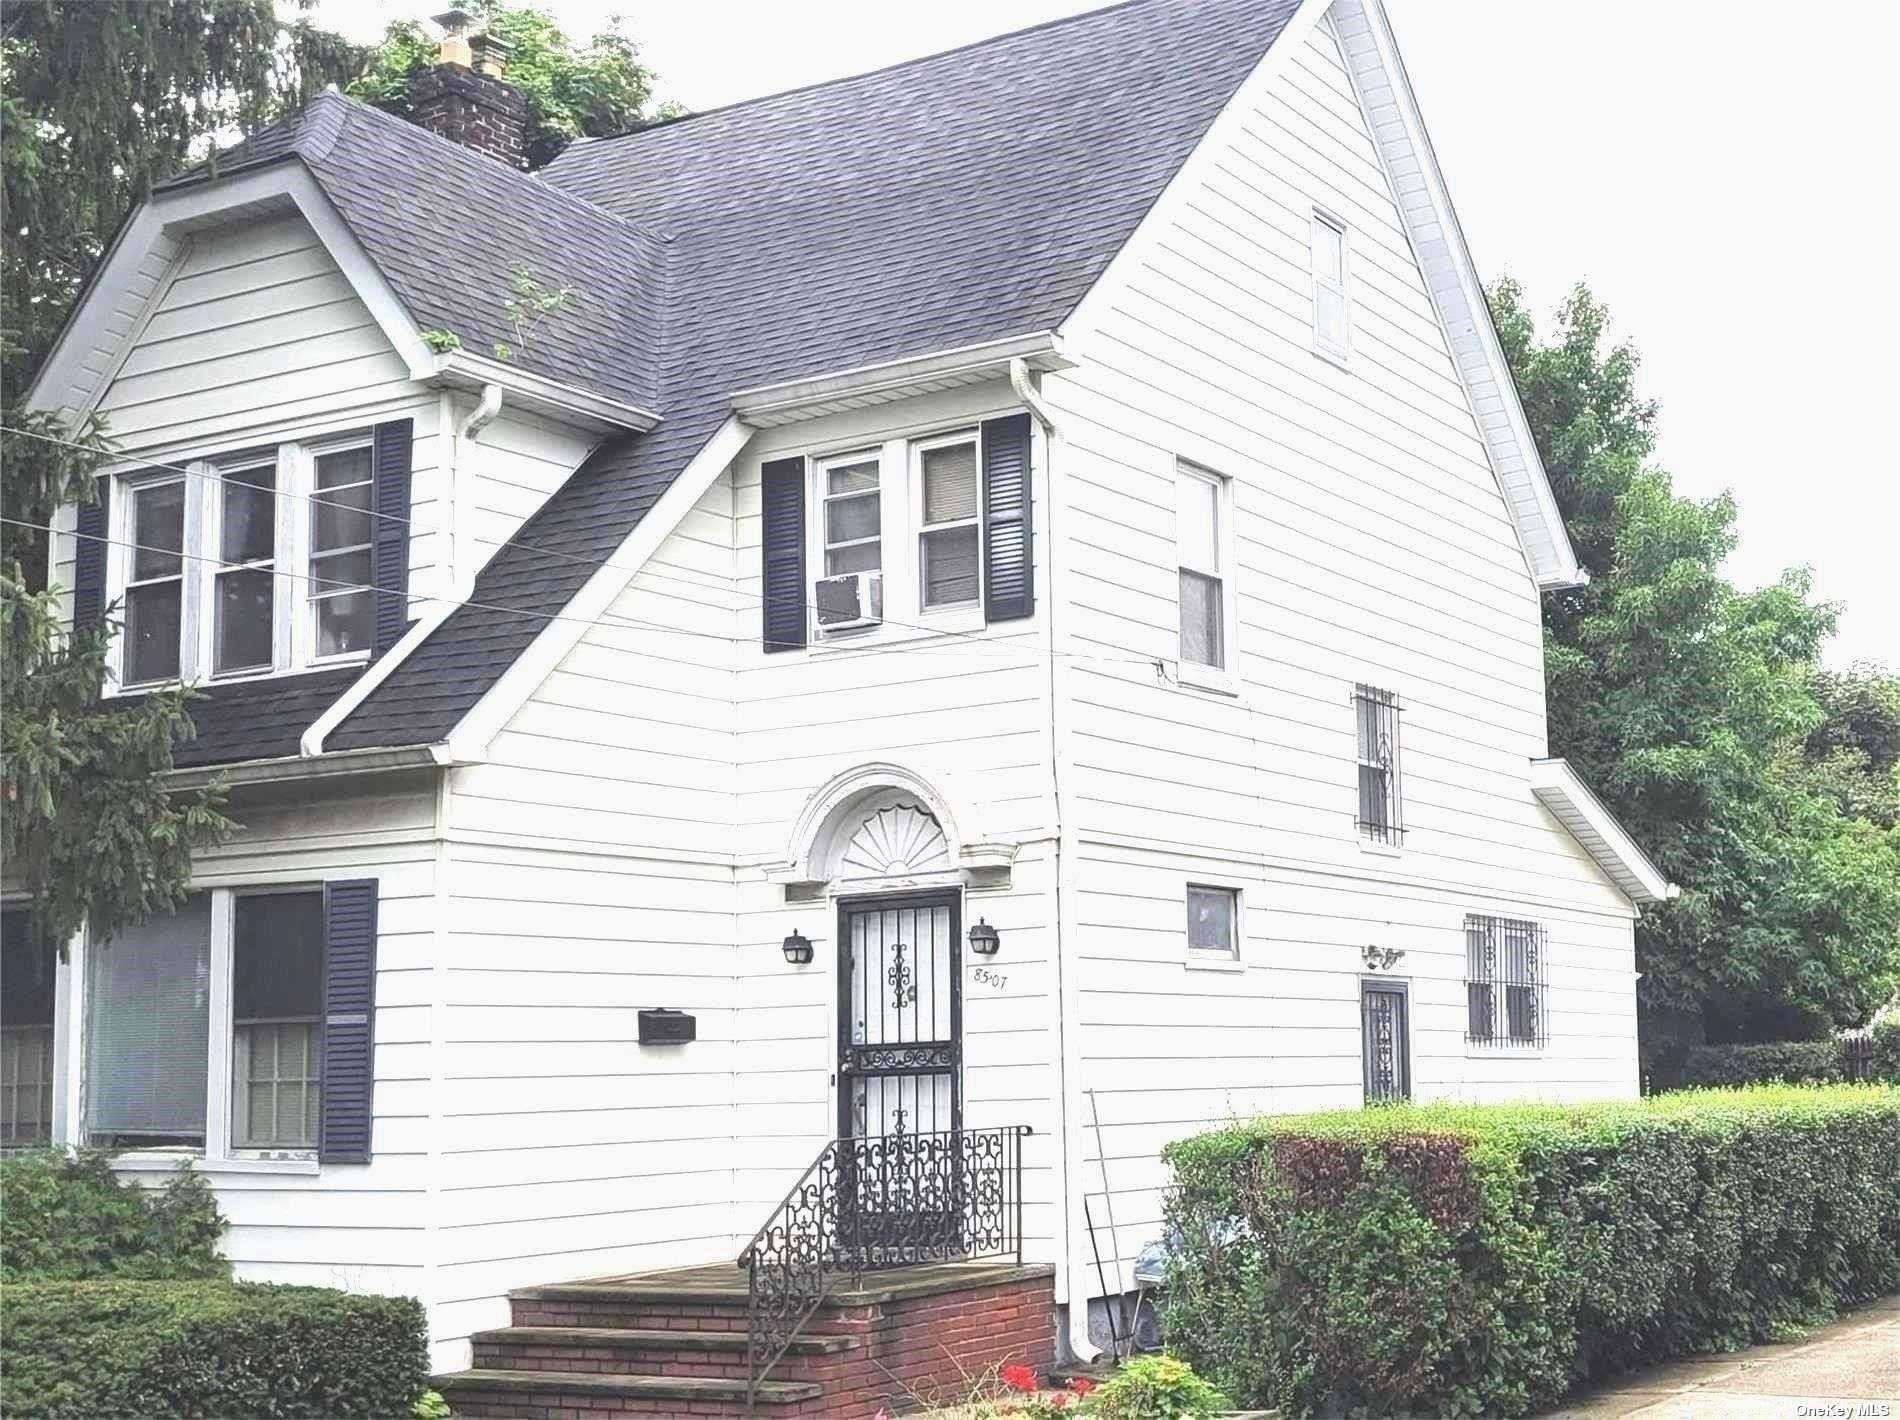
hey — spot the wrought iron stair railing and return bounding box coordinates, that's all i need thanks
[737,1123,1030,1409]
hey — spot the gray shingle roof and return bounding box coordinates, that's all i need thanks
[325,0,1300,755]
[166,93,666,411]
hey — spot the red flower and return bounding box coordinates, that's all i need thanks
[1000,1363,1040,1393]
[1068,1377,1097,1396]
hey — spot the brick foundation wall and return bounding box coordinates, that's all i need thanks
[808,1274,1058,1418]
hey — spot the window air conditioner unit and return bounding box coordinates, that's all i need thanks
[815,571,883,632]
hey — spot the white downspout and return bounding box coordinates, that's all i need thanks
[1014,358,1099,1365]
[451,383,504,598]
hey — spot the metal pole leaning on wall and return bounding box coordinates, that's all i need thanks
[1086,1088,1129,1359]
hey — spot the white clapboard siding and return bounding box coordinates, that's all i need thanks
[1045,17,1640,1291]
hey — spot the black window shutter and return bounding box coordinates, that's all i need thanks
[760,455,807,652]
[981,413,1034,622]
[371,419,414,656]
[72,482,110,633]
[319,878,379,1165]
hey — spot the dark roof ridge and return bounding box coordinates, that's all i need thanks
[546,0,1149,165]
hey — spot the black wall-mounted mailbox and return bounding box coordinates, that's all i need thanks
[638,1008,696,1045]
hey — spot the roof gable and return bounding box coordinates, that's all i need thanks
[163,93,668,415]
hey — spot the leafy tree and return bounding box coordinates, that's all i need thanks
[349,0,675,170]
[0,2,350,948]
[0,1,365,404]
[1,408,235,959]
[1493,280,1900,1075]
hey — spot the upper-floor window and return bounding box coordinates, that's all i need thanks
[1176,462,1227,671]
[916,432,981,611]
[109,436,378,689]
[1311,210,1351,361]
[1465,914,1546,1047]
[1354,684,1403,844]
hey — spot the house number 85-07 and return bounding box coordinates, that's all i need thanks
[971,966,1008,991]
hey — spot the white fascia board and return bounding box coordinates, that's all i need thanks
[28,162,434,419]
[440,413,754,762]
[729,331,1070,426]
[1529,757,1677,905]
[434,350,660,433]
[1328,0,1587,592]
[172,743,453,791]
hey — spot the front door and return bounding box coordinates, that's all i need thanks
[1361,980,1411,1104]
[837,891,962,1140]
[836,891,963,1265]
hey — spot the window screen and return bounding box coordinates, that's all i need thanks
[87,894,212,1145]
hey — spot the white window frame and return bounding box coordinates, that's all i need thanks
[204,451,287,679]
[103,437,377,693]
[53,885,325,1173]
[798,419,999,654]
[1311,207,1352,364]
[113,468,196,689]
[303,435,377,667]
[1184,881,1246,972]
[1174,459,1238,695]
[911,428,983,614]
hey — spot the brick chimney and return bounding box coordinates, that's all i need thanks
[408,8,530,169]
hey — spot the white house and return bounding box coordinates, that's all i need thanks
[10,0,1672,1407]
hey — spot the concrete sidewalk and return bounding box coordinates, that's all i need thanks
[1550,1295,1900,1418]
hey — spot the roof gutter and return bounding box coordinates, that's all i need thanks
[433,350,660,432]
[171,743,455,792]
[730,331,1071,426]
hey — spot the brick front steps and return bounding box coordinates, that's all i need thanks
[433,1261,1057,1418]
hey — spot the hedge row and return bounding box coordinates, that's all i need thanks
[0,1280,431,1419]
[1161,1085,1900,1418]
[1682,1020,1900,1088]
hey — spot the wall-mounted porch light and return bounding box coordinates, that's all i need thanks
[782,929,814,965]
[968,918,1000,956]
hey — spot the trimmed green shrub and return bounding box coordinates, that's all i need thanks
[0,1149,226,1282]
[1681,1039,1845,1087]
[1,1280,430,1418]
[1682,1022,1900,1087]
[1162,1085,1900,1418]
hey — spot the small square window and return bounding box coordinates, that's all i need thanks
[1187,885,1238,956]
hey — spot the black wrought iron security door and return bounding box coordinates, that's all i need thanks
[838,892,961,1141]
[1361,981,1411,1104]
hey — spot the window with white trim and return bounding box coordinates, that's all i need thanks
[820,450,882,578]
[1,906,56,1147]
[1187,885,1239,959]
[1176,462,1226,670]
[108,436,378,688]
[82,887,325,1156]
[308,443,375,659]
[1311,210,1351,360]
[916,432,981,610]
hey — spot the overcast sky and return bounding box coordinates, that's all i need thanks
[316,1,1896,667]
